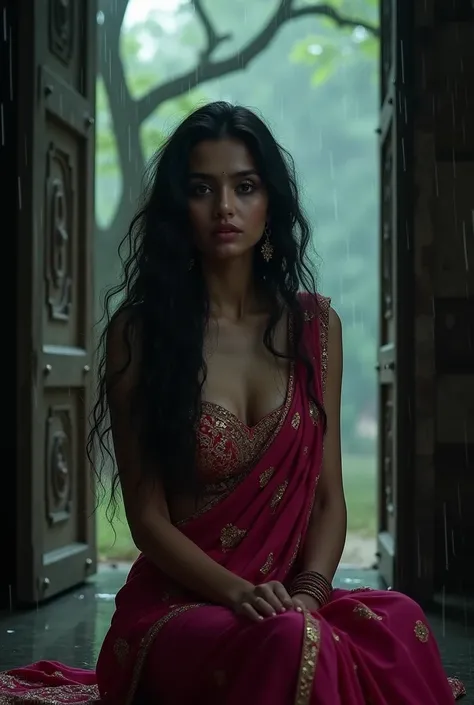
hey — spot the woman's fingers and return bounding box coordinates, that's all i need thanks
[292,597,305,613]
[239,602,264,622]
[255,585,285,613]
[253,594,278,617]
[235,582,300,621]
[272,582,295,610]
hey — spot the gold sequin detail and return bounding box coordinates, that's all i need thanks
[295,612,321,705]
[309,400,319,425]
[291,412,301,429]
[448,677,466,699]
[319,296,331,396]
[304,310,316,321]
[260,552,274,575]
[0,673,99,700]
[259,466,275,488]
[353,603,382,620]
[303,446,309,455]
[113,637,130,666]
[270,480,288,512]
[220,523,247,551]
[350,586,376,593]
[414,620,429,643]
[333,631,340,641]
[289,536,301,570]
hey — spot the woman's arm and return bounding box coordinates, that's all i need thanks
[105,312,292,619]
[299,306,347,584]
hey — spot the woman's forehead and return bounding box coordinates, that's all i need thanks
[189,138,256,174]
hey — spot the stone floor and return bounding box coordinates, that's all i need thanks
[0,564,472,701]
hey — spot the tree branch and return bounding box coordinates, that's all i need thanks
[137,0,379,123]
[289,3,379,37]
[193,0,231,61]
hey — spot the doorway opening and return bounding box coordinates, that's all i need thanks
[94,0,380,570]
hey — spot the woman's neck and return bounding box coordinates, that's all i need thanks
[203,256,264,321]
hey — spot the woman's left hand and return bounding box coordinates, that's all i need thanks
[291,592,321,613]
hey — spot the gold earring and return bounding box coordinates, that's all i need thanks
[261,224,273,262]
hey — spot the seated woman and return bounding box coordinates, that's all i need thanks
[0,102,465,704]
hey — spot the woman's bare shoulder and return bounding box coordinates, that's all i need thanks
[106,305,144,389]
[328,305,342,333]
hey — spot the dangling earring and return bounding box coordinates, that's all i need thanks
[261,223,273,262]
[188,258,195,271]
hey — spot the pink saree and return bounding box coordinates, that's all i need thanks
[0,295,466,704]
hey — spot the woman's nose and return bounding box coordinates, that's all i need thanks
[215,186,235,217]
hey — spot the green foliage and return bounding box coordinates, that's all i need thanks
[290,30,378,86]
[290,35,340,86]
[359,35,379,59]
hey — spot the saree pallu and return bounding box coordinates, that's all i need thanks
[0,295,465,704]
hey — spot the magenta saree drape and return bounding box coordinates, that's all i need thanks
[0,295,465,704]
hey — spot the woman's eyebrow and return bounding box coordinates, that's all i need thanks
[188,169,259,179]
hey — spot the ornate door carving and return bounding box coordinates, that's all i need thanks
[16,0,97,604]
[376,0,414,591]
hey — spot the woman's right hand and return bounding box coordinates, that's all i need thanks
[231,581,298,622]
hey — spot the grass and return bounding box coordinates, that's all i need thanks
[342,453,377,537]
[96,453,377,561]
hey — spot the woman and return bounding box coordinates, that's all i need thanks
[0,102,465,704]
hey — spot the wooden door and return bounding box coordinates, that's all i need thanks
[376,0,415,592]
[16,0,97,604]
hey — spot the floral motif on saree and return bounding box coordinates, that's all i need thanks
[260,552,275,575]
[353,603,382,621]
[414,620,430,643]
[219,523,247,551]
[270,480,289,512]
[259,466,275,487]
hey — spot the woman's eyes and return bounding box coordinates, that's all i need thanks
[192,184,211,196]
[237,181,256,194]
[190,181,256,197]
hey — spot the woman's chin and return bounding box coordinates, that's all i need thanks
[207,242,249,261]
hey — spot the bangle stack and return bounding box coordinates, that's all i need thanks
[289,570,333,606]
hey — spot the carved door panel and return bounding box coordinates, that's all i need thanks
[16,0,97,604]
[376,0,414,590]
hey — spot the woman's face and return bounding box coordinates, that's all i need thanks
[187,138,269,261]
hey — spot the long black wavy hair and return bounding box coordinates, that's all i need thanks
[87,101,325,516]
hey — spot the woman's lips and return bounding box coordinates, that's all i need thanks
[213,228,241,243]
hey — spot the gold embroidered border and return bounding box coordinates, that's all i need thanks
[448,676,466,700]
[0,675,99,704]
[123,603,205,705]
[288,535,301,571]
[294,611,321,705]
[318,296,331,397]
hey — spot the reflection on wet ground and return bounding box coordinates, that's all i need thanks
[0,564,472,700]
